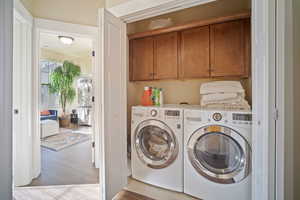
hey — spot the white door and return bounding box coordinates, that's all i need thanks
[13,10,33,186]
[98,8,128,200]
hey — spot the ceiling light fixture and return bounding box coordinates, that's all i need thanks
[58,36,74,45]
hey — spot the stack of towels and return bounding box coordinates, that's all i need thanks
[200,81,251,110]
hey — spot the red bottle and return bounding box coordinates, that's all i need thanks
[141,87,153,106]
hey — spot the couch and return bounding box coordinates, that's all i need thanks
[40,110,58,121]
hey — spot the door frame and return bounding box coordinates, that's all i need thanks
[109,0,278,199]
[32,18,100,177]
[13,2,34,186]
[275,0,294,199]
[0,0,13,199]
[0,0,293,199]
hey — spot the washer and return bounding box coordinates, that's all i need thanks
[131,105,184,192]
[184,108,252,200]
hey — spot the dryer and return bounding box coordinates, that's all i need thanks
[131,105,184,192]
[184,108,252,200]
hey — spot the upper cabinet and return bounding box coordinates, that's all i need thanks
[154,32,178,80]
[130,37,154,81]
[179,26,210,79]
[129,13,251,81]
[210,20,249,77]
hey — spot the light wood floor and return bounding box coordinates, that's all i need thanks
[28,134,99,186]
[114,190,155,200]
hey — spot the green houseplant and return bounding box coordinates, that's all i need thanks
[49,61,81,127]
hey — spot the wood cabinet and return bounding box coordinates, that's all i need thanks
[210,20,249,77]
[129,13,251,81]
[130,33,179,81]
[130,37,154,81]
[154,32,178,80]
[179,26,210,78]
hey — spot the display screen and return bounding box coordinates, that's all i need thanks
[232,113,252,121]
[165,110,180,117]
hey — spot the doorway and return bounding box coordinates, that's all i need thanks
[12,9,101,199]
[29,32,98,186]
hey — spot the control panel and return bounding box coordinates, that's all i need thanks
[150,109,158,117]
[232,113,252,121]
[165,110,180,117]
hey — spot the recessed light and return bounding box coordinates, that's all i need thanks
[58,36,74,45]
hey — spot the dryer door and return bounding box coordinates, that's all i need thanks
[134,119,178,169]
[187,125,251,184]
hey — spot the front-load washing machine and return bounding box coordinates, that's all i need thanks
[131,105,184,192]
[184,108,252,200]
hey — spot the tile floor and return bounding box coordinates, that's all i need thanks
[125,178,199,200]
[14,184,100,200]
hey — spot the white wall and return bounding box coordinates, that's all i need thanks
[20,0,34,13]
[33,0,104,26]
[106,0,128,8]
[21,0,104,26]
[0,0,13,199]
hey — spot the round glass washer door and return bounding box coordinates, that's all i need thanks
[187,125,251,184]
[134,119,178,169]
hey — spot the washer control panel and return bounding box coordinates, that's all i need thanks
[185,110,252,126]
[232,113,252,121]
[150,109,158,117]
[165,110,180,117]
[212,113,222,121]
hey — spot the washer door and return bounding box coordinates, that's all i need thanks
[135,119,178,169]
[187,125,251,184]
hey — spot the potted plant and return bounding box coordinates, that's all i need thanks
[49,61,81,128]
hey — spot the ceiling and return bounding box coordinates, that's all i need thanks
[40,32,93,58]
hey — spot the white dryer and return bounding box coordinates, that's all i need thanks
[131,105,184,192]
[184,108,252,200]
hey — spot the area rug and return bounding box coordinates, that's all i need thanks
[41,132,90,151]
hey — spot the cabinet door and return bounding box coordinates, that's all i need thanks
[179,26,210,78]
[153,32,178,80]
[130,37,154,81]
[210,20,249,77]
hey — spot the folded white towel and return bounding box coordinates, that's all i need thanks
[201,99,251,111]
[201,97,243,106]
[201,92,245,103]
[200,81,244,94]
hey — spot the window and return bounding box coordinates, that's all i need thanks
[40,60,60,109]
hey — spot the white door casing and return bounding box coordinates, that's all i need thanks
[13,5,34,186]
[98,8,128,200]
[0,0,13,198]
[251,0,276,199]
[108,0,216,23]
[33,19,100,173]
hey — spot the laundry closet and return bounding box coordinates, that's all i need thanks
[126,0,252,199]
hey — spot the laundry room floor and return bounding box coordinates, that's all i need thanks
[125,178,200,200]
